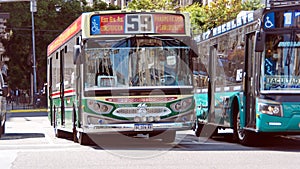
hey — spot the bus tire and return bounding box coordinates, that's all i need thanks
[0,121,4,137]
[77,132,92,145]
[195,122,203,137]
[72,104,78,143]
[233,108,253,146]
[0,115,5,136]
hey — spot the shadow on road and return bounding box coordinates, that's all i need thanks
[0,133,45,140]
[86,132,300,153]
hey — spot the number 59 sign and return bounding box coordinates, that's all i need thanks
[90,12,185,35]
[125,14,154,33]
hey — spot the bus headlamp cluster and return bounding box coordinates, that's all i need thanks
[87,100,113,114]
[171,98,193,112]
[258,103,282,117]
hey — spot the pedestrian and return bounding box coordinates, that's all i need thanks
[15,88,19,105]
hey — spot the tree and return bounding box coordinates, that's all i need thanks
[0,0,119,92]
[127,0,177,10]
[181,0,264,33]
[180,2,207,34]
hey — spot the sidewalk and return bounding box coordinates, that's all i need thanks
[6,102,47,114]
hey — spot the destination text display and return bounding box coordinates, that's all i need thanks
[90,13,185,35]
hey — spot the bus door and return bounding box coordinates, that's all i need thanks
[244,33,257,128]
[208,45,217,124]
[212,43,231,125]
[48,57,53,126]
[60,49,65,126]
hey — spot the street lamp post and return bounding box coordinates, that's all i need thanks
[30,0,37,104]
[0,0,37,104]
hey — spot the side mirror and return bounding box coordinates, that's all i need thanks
[0,85,8,97]
[254,30,265,52]
[73,45,81,64]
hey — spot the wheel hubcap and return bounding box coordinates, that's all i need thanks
[236,111,245,140]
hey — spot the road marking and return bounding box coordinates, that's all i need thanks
[8,109,47,113]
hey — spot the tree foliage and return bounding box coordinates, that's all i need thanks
[0,0,119,91]
[127,0,177,10]
[0,0,262,91]
[181,0,264,33]
[126,0,263,34]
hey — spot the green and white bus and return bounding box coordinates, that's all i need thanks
[0,70,7,137]
[193,0,300,145]
[47,10,196,145]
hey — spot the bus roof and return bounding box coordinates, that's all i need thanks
[47,10,190,56]
[194,10,264,43]
[47,15,82,56]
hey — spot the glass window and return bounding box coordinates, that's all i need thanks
[84,37,193,90]
[261,32,300,91]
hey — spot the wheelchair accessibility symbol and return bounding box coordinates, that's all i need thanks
[265,16,274,28]
[90,16,100,34]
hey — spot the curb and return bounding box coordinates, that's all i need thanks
[8,109,47,113]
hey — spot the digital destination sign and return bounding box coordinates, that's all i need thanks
[90,13,185,35]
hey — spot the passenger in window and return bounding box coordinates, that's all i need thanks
[272,36,283,75]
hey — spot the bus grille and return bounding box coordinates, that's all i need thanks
[113,107,171,117]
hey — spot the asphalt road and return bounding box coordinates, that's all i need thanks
[1,112,300,169]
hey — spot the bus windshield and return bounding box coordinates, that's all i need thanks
[262,32,300,91]
[84,37,193,90]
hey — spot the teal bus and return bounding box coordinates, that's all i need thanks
[193,0,300,145]
[47,10,196,145]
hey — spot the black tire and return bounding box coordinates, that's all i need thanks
[77,132,94,145]
[195,122,203,137]
[72,104,78,143]
[77,131,85,145]
[233,109,254,146]
[1,121,5,136]
[55,129,64,138]
[0,121,4,137]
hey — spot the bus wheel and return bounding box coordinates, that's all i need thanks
[0,121,4,137]
[73,127,78,143]
[77,131,85,145]
[72,105,78,143]
[1,113,6,136]
[233,109,253,146]
[195,122,203,137]
[77,131,93,145]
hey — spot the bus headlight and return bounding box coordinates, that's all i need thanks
[258,103,282,117]
[171,98,193,112]
[87,100,113,114]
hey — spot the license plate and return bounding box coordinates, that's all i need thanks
[134,124,153,131]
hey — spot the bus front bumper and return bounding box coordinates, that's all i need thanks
[82,121,194,134]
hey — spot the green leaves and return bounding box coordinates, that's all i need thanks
[127,0,176,10]
[181,0,263,33]
[0,0,119,91]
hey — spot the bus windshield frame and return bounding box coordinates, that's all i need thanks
[261,30,300,93]
[83,36,193,92]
